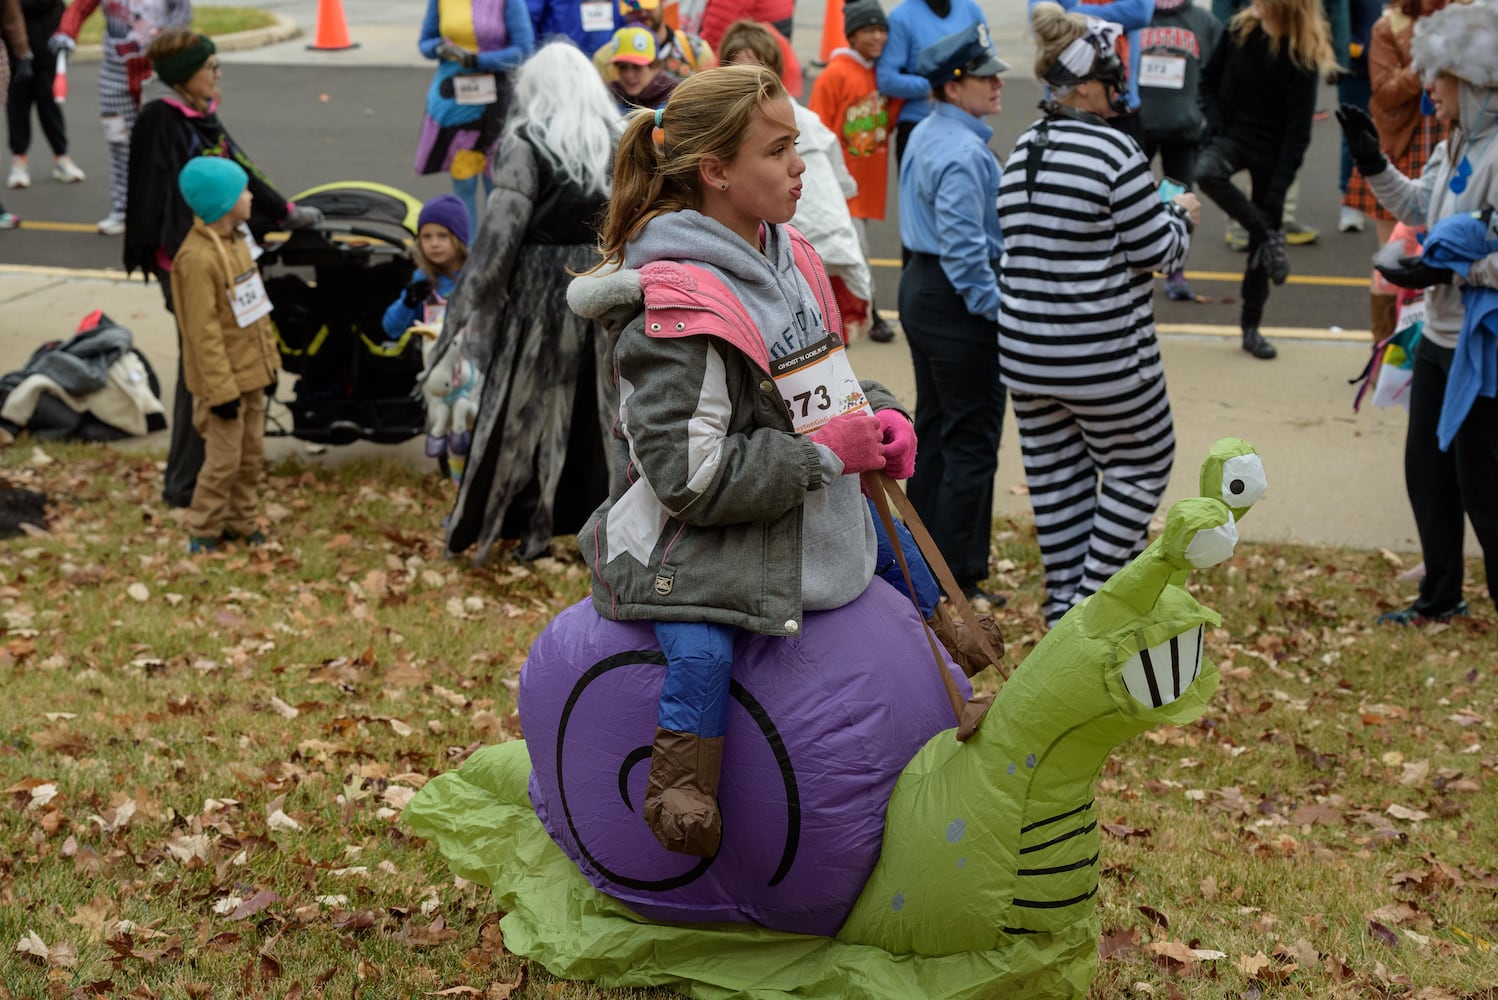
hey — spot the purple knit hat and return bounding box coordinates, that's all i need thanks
[417,194,471,247]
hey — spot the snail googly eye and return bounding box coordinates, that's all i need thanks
[1220,454,1266,509]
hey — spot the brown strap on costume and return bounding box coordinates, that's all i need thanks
[865,470,966,724]
[865,471,1009,682]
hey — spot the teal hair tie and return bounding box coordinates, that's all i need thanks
[654,106,665,126]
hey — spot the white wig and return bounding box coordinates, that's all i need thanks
[505,41,620,198]
[1411,0,1498,88]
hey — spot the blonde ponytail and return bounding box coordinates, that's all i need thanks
[1030,2,1089,80]
[593,65,786,268]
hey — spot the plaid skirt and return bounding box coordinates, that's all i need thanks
[1344,114,1446,218]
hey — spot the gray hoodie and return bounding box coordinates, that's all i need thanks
[626,210,832,361]
[1368,79,1498,349]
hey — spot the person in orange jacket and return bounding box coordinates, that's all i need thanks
[808,0,902,341]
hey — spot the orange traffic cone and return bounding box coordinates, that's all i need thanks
[307,0,359,51]
[817,0,845,66]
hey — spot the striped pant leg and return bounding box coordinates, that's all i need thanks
[97,55,136,217]
[1069,379,1176,602]
[1011,393,1098,625]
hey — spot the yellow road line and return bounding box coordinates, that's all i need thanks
[867,257,1369,287]
[1181,269,1370,288]
[7,238,1373,287]
[0,265,1374,340]
[1154,322,1370,341]
[16,220,103,234]
[870,314,1369,341]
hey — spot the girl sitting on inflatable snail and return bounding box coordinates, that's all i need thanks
[569,64,919,859]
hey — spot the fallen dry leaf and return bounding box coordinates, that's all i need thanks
[1386,804,1430,822]
[17,929,79,967]
[228,891,282,921]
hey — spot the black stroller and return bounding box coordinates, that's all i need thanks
[260,182,429,446]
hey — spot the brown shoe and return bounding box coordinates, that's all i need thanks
[644,727,725,857]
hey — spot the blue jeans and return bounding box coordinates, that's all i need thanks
[653,620,737,737]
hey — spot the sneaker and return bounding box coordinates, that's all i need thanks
[1225,224,1249,251]
[187,535,220,555]
[1282,221,1319,245]
[1251,230,1291,285]
[6,162,29,189]
[0,212,18,230]
[51,158,85,183]
[1241,327,1278,359]
[1376,600,1468,626]
[868,315,896,343]
[1164,271,1194,301]
[1338,206,1365,233]
[97,212,125,236]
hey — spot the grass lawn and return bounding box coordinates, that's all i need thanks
[76,6,277,47]
[0,441,1494,999]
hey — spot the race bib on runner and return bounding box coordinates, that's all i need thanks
[1395,297,1424,334]
[453,73,498,105]
[228,268,273,328]
[581,1,613,32]
[1138,55,1186,89]
[771,335,868,434]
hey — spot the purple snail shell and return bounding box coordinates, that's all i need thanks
[521,579,972,937]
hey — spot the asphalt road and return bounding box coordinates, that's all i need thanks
[3,63,1376,333]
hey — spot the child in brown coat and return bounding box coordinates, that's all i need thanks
[170,156,280,553]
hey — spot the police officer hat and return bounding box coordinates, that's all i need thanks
[914,23,1009,87]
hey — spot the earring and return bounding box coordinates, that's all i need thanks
[719,182,728,190]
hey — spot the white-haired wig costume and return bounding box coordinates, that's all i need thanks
[1411,0,1498,88]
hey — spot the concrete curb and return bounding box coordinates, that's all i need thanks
[68,13,301,63]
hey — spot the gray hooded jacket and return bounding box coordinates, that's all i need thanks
[1368,10,1498,349]
[567,212,902,637]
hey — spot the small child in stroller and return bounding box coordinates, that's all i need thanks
[382,194,471,342]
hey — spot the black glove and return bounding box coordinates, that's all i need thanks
[210,398,241,421]
[403,278,433,307]
[435,40,478,69]
[1335,104,1388,178]
[1376,255,1456,289]
[11,57,33,87]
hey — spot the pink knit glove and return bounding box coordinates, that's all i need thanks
[876,409,916,480]
[810,412,885,474]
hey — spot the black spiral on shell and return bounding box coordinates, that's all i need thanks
[554,650,803,891]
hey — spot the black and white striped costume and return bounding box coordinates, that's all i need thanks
[997,106,1191,625]
[56,0,192,220]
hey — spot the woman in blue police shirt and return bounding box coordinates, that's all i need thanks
[897,23,1008,604]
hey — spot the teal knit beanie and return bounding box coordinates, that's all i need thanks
[178,156,249,224]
